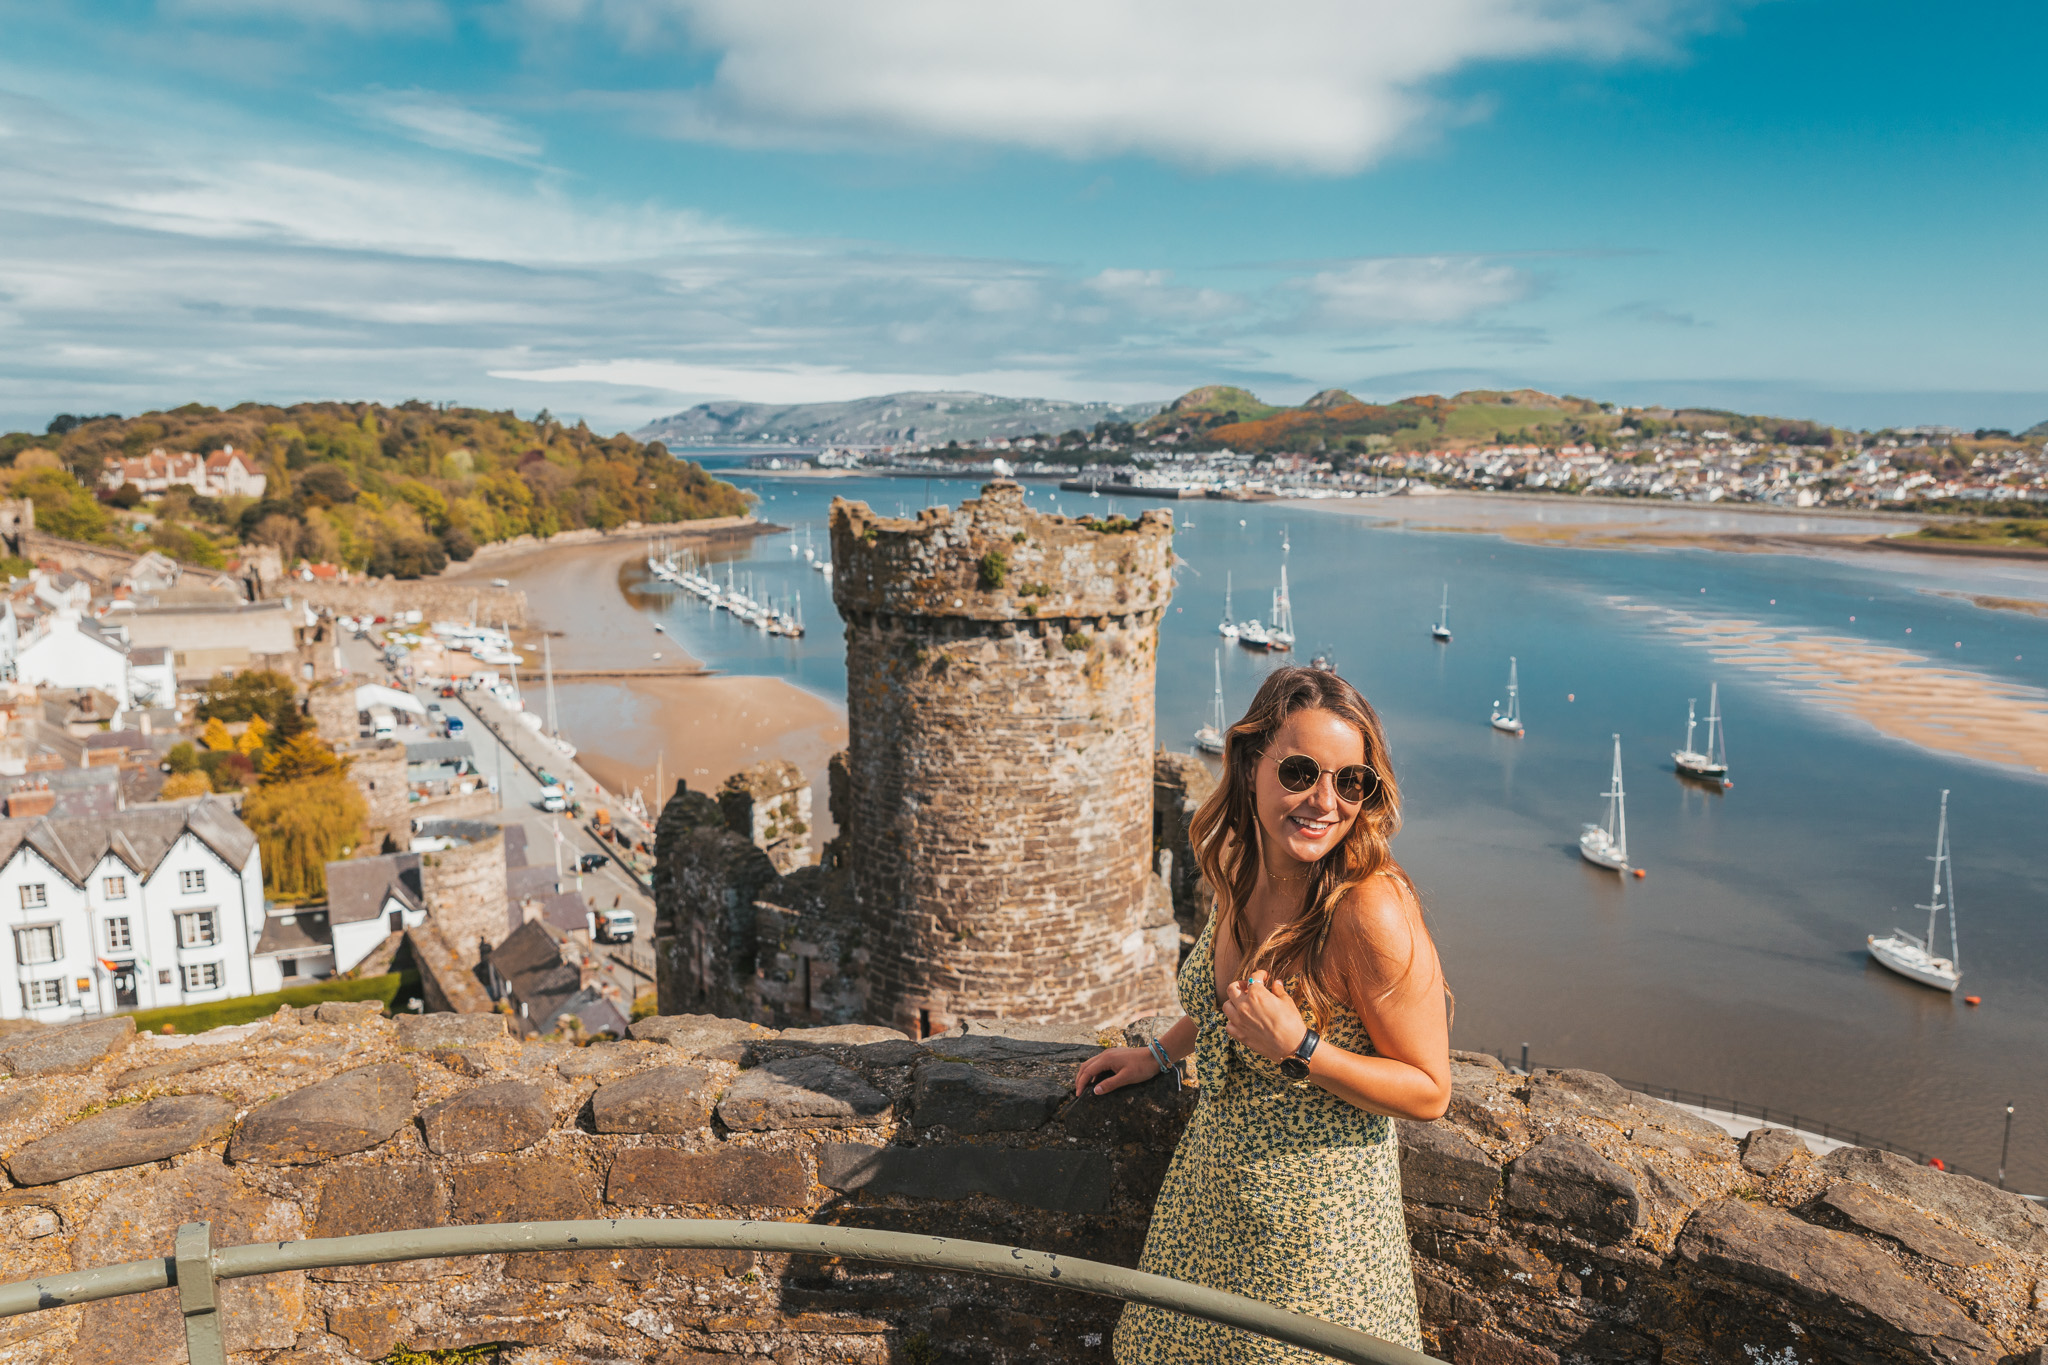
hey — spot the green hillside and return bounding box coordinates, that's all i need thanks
[0,402,748,577]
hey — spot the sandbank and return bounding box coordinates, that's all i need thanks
[1663,614,2048,776]
[469,526,848,841]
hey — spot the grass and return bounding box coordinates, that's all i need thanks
[130,971,418,1034]
[1914,519,2048,549]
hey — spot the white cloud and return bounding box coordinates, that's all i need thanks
[567,0,1714,173]
[344,90,545,162]
[1308,256,1532,326]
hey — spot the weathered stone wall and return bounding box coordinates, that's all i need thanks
[421,831,510,966]
[1152,750,1217,943]
[6,1013,2045,1365]
[829,481,1179,1037]
[719,758,814,874]
[346,740,409,845]
[0,1015,2043,1365]
[294,580,530,628]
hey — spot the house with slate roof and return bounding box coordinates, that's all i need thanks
[322,850,429,977]
[0,797,264,1021]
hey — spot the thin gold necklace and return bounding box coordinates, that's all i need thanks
[1263,863,1314,883]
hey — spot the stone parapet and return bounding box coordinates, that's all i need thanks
[829,480,1174,624]
[0,1015,2041,1365]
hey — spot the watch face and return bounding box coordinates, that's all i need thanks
[1280,1056,1309,1080]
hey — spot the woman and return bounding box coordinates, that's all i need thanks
[1075,666,1450,1363]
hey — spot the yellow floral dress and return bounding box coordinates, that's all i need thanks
[1114,918,1421,1363]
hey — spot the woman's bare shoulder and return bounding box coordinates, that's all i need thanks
[1329,866,1424,945]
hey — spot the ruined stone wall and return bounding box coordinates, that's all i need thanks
[346,740,409,846]
[830,481,1179,1037]
[651,784,785,1020]
[2,1013,2041,1365]
[421,831,509,966]
[718,758,814,875]
[1152,750,1217,944]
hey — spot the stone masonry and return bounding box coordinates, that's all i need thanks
[420,830,511,967]
[655,481,1185,1038]
[1,1011,2042,1365]
[829,481,1180,1036]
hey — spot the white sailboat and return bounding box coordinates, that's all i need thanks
[1236,616,1271,649]
[1217,571,1239,641]
[1579,735,1629,871]
[1867,791,1961,992]
[1490,657,1524,735]
[1672,682,1729,782]
[1267,566,1295,652]
[1194,651,1227,754]
[1432,584,1452,642]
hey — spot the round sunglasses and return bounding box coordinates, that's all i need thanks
[1274,753,1380,805]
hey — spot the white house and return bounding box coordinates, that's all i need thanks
[0,797,265,1022]
[100,445,268,500]
[321,851,429,977]
[13,609,133,704]
[10,609,176,709]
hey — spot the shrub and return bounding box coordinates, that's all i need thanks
[977,549,1007,590]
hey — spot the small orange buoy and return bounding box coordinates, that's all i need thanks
[1928,1157,1946,1171]
[1633,868,1647,879]
[1964,996,1981,1006]
[1723,779,1733,789]
[1567,692,1575,702]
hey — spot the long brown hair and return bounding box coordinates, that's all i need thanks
[1188,666,1412,1026]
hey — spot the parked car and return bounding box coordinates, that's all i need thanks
[445,716,464,735]
[578,852,608,873]
[596,908,637,943]
[538,784,568,813]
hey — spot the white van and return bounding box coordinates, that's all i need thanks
[538,784,568,813]
[597,908,637,943]
[368,706,396,739]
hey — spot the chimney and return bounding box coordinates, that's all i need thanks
[7,788,56,819]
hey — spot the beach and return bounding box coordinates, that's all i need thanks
[452,525,848,841]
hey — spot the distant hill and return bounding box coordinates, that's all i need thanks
[636,391,1162,447]
[2025,418,2048,439]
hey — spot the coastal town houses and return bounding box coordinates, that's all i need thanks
[0,797,265,1022]
[9,607,175,708]
[98,444,268,500]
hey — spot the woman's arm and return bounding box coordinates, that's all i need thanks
[1220,878,1450,1120]
[1073,1014,1198,1096]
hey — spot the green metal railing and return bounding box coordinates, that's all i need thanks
[0,1218,1433,1365]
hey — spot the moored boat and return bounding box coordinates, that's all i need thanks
[1579,735,1629,871]
[1867,790,1961,992]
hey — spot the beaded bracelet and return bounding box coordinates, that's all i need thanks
[1146,1037,1181,1091]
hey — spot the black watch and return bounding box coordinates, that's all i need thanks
[1279,1028,1320,1080]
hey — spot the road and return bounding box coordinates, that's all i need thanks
[337,631,660,1003]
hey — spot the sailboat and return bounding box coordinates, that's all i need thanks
[1236,616,1271,649]
[1267,566,1295,652]
[1217,572,1239,641]
[1867,791,1961,992]
[1194,651,1227,755]
[1579,735,1629,871]
[1672,683,1729,783]
[1431,584,1452,642]
[1490,657,1523,735]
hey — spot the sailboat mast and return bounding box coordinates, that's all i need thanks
[1610,735,1627,858]
[1684,699,1697,753]
[1925,789,1951,961]
[1225,572,1233,621]
[1707,682,1723,764]
[1212,651,1225,731]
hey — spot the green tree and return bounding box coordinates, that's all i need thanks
[241,773,367,900]
[12,469,109,541]
[260,733,348,785]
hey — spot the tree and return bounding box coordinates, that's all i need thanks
[260,732,347,785]
[196,669,306,741]
[12,469,110,542]
[160,771,212,800]
[235,714,271,755]
[200,716,235,751]
[241,773,366,900]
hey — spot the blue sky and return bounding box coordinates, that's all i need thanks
[2,0,2043,435]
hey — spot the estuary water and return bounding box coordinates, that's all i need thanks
[625,463,2048,1191]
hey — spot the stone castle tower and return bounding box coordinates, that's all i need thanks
[828,481,1179,1035]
